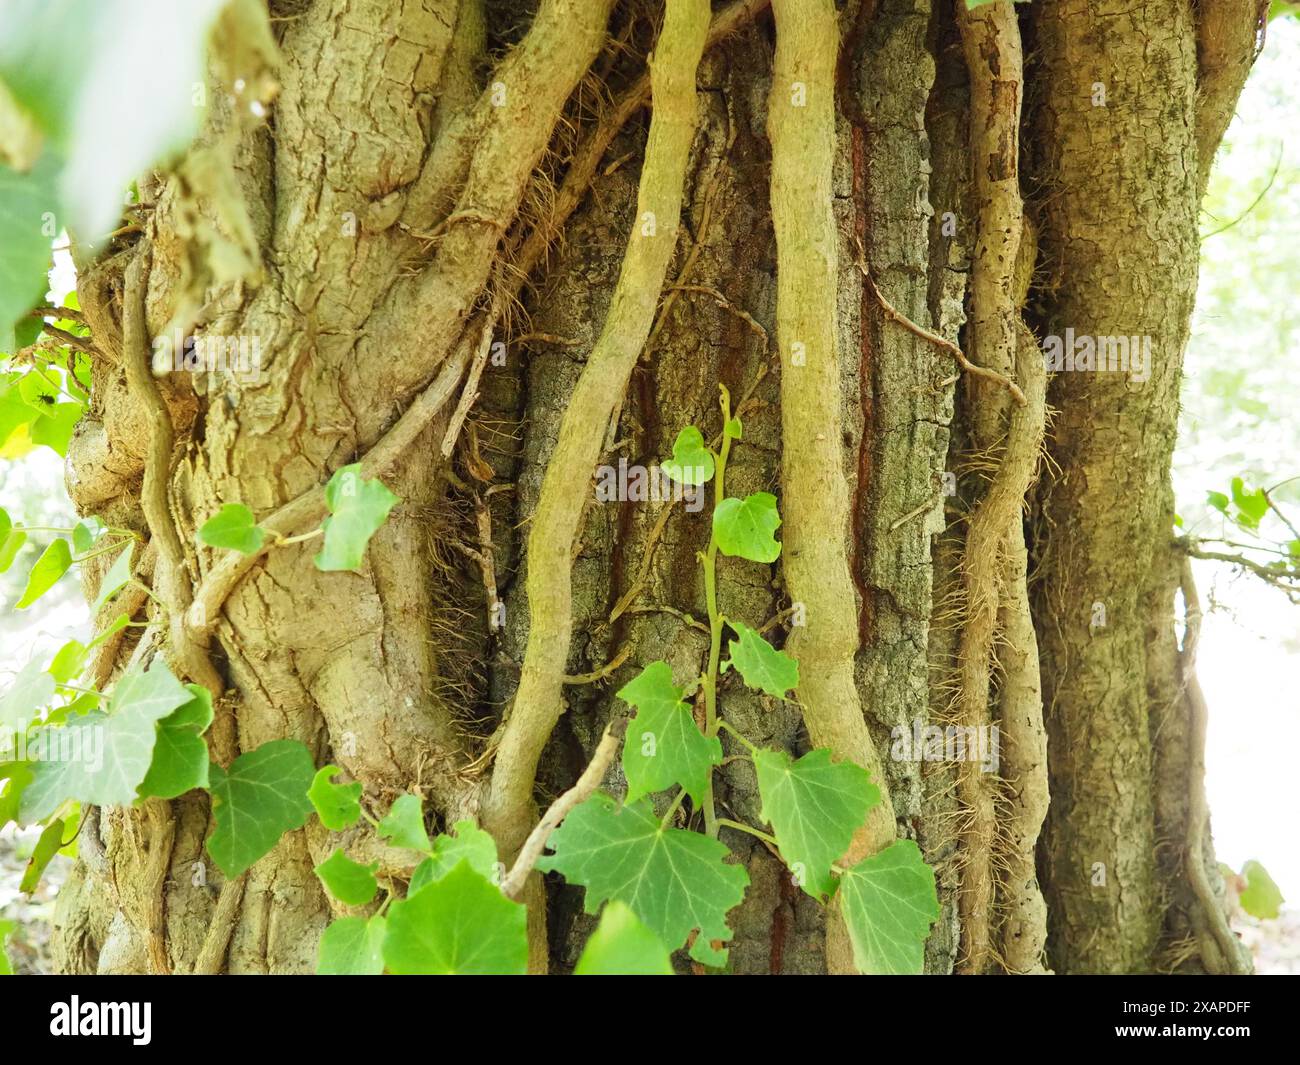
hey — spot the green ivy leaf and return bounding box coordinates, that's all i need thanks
[1238,859,1284,920]
[317,915,387,975]
[86,613,129,651]
[836,839,939,974]
[17,371,58,413]
[92,542,134,611]
[0,659,56,732]
[753,747,879,898]
[0,762,35,829]
[206,739,316,877]
[411,820,499,892]
[137,684,214,800]
[0,152,59,347]
[314,464,401,572]
[20,660,193,822]
[377,793,430,852]
[384,860,527,975]
[537,793,749,967]
[659,426,715,486]
[724,621,799,698]
[16,538,72,608]
[19,817,64,894]
[1206,490,1230,513]
[574,901,674,975]
[724,415,743,440]
[71,518,102,555]
[47,640,87,685]
[618,661,720,805]
[30,401,82,457]
[1230,476,1269,529]
[315,848,379,907]
[0,527,26,573]
[0,918,14,975]
[198,503,266,555]
[713,492,781,563]
[308,765,362,831]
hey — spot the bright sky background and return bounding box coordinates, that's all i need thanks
[1178,17,1300,908]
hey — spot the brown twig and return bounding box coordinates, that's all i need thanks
[500,720,625,899]
[441,307,499,457]
[1179,558,1251,974]
[854,239,1026,407]
[563,644,631,685]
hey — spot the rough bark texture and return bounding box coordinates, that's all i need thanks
[44,0,1261,976]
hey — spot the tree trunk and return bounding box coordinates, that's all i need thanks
[47,0,1262,974]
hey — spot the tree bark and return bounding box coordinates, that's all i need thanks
[47,0,1261,975]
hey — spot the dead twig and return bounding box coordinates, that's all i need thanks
[501,720,625,899]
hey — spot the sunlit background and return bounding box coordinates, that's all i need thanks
[2,18,1297,975]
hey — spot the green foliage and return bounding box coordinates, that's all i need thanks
[754,747,879,899]
[19,817,65,894]
[315,849,379,907]
[46,640,86,685]
[207,739,316,877]
[0,152,59,351]
[198,503,266,554]
[0,0,229,245]
[1229,476,1269,530]
[659,426,714,485]
[383,861,527,975]
[414,819,499,888]
[0,918,14,975]
[836,839,940,975]
[574,902,674,975]
[92,542,134,610]
[618,661,721,805]
[317,915,387,976]
[724,621,798,698]
[377,793,430,852]
[538,793,749,967]
[712,491,782,562]
[71,518,101,555]
[0,526,25,571]
[308,765,362,831]
[20,660,193,822]
[314,464,401,571]
[1238,859,1285,920]
[137,684,214,800]
[15,537,70,608]
[0,659,54,732]
[0,764,33,833]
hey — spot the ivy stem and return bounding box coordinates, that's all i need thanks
[717,718,758,755]
[660,787,687,828]
[273,528,324,547]
[715,818,776,846]
[700,384,734,839]
[74,538,138,565]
